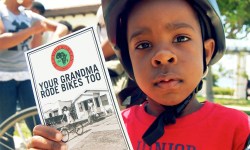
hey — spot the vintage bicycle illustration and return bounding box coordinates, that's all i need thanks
[43,90,114,142]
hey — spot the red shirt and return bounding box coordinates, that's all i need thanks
[122,101,250,150]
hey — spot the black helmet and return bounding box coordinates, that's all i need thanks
[102,0,226,79]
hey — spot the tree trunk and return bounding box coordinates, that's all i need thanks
[206,66,214,102]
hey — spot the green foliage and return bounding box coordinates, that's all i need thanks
[213,87,234,96]
[212,64,234,88]
[212,73,219,86]
[197,96,250,107]
[198,96,250,115]
[244,111,250,115]
[218,0,250,39]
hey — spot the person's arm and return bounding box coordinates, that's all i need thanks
[42,18,68,41]
[0,19,46,51]
[27,125,67,150]
[31,33,43,48]
[30,12,68,48]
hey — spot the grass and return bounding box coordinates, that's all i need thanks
[197,96,250,107]
[197,96,250,115]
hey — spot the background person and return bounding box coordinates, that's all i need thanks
[0,0,68,149]
[58,20,73,35]
[62,106,73,125]
[30,1,45,15]
[72,25,86,32]
[30,1,46,48]
[41,20,73,45]
[87,100,95,124]
[246,78,250,100]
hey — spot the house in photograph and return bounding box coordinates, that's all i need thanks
[43,89,113,126]
[43,100,71,119]
[74,90,113,121]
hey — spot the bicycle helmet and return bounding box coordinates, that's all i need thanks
[102,0,226,146]
[102,0,226,79]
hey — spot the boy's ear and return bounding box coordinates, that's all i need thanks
[204,38,215,65]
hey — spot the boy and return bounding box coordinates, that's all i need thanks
[27,0,250,149]
[30,1,46,49]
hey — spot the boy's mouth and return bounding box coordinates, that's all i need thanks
[154,75,182,89]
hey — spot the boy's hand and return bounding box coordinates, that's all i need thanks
[27,125,68,150]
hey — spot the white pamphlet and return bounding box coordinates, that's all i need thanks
[25,27,132,150]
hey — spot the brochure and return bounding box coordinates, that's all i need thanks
[25,27,132,150]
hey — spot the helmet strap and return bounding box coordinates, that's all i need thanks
[197,12,208,94]
[195,80,203,93]
[142,91,195,146]
[202,66,209,78]
[142,4,213,146]
[142,15,207,145]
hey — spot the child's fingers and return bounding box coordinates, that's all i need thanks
[27,135,68,150]
[33,125,62,141]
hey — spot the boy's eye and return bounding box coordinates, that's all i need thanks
[135,41,152,50]
[173,36,190,43]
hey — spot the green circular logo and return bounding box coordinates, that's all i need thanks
[55,49,70,67]
[51,45,74,71]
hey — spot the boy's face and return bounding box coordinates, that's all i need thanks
[127,0,214,106]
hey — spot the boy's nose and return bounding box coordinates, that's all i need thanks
[151,50,177,67]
